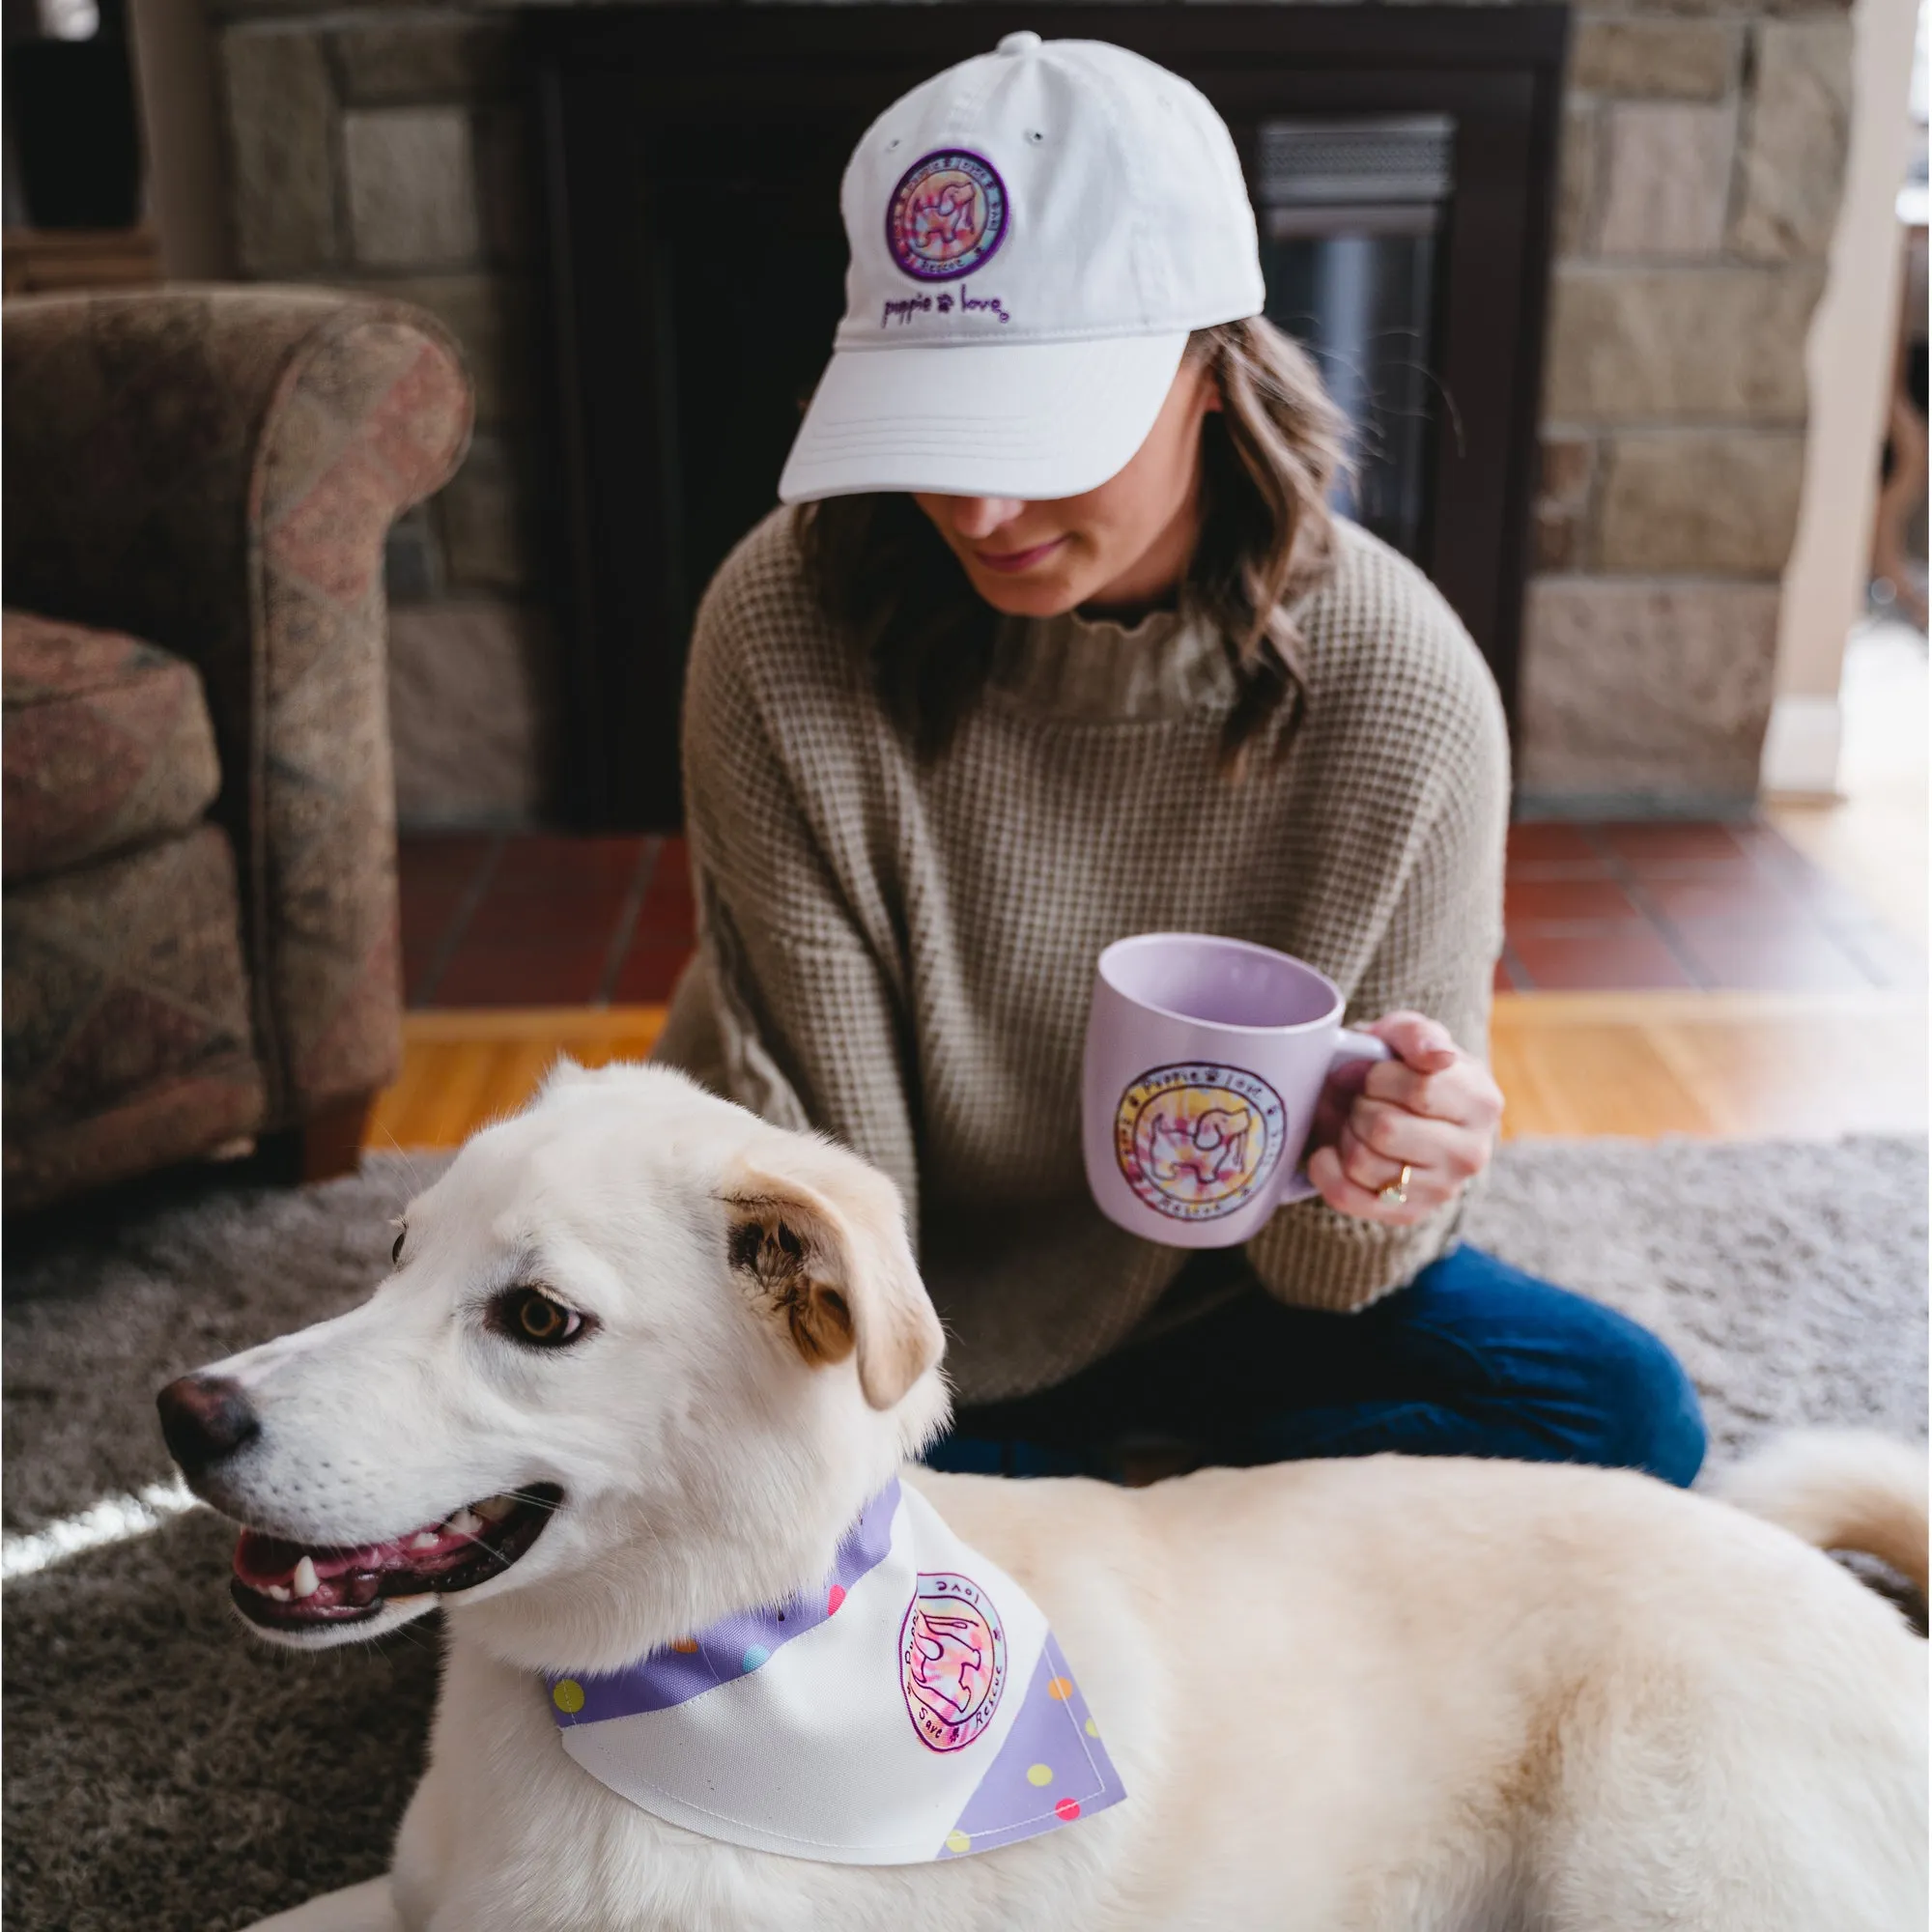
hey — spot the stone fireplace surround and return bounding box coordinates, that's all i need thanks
[208,0,1849,825]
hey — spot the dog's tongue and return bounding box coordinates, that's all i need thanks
[236,1527,413,1586]
[233,1499,508,1591]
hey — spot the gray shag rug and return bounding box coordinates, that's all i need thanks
[4,1137,1925,1931]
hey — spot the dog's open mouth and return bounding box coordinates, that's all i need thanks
[229,1485,562,1631]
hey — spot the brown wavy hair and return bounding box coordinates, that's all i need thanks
[795,315,1349,772]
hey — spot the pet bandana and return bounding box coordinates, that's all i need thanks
[546,1478,1126,1864]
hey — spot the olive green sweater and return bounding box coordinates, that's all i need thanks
[656,508,1509,1405]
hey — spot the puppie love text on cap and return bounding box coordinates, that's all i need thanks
[778,32,1266,506]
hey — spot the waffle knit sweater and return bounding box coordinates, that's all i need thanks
[656,508,1511,1406]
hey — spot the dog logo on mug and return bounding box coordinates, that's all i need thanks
[1116,1065,1289,1220]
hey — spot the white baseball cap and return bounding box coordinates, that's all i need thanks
[777,33,1265,505]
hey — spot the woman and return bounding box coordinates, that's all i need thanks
[657,32,1705,1487]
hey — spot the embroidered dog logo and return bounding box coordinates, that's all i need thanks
[900,1572,1007,1751]
[1116,1065,1289,1221]
[887,151,1009,283]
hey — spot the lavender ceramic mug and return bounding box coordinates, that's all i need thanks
[1082,933,1393,1249]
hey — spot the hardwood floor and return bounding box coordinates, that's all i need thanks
[367,1008,668,1155]
[1488,990,1925,1141]
[366,990,1927,1154]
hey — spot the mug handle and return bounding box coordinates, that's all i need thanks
[1271,1028,1394,1208]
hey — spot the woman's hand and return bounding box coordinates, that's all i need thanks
[1304,1011,1503,1227]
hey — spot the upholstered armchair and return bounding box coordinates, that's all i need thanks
[3,289,473,1210]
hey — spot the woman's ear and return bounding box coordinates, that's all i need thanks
[723,1154,943,1410]
[1186,351,1224,416]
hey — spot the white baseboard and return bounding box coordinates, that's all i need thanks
[1759,693,1844,800]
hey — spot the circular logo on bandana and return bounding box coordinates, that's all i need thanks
[1115,1064,1290,1222]
[886,150,1009,282]
[899,1572,1007,1752]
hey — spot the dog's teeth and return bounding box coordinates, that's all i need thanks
[266,1584,291,1603]
[410,1530,442,1551]
[291,1555,320,1600]
[445,1507,484,1538]
[472,1494,517,1522]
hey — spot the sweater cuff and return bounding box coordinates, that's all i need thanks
[1242,1186,1469,1314]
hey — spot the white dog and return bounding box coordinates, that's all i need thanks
[156,1063,1928,1931]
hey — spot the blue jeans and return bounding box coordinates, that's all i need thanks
[922,1244,1707,1489]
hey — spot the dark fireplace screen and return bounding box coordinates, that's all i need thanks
[1259,116,1453,561]
[532,8,1565,829]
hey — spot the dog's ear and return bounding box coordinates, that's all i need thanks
[723,1155,942,1411]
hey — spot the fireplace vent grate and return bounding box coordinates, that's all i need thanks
[1258,116,1454,207]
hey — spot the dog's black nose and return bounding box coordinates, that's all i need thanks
[156,1375,260,1477]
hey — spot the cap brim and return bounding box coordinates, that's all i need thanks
[778,332,1190,504]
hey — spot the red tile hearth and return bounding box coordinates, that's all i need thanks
[397,821,1917,1009]
[401,834,695,1009]
[1502,820,1912,994]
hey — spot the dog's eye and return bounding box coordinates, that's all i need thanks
[493,1286,588,1350]
[392,1229,406,1264]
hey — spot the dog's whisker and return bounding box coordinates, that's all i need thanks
[385,1618,441,1657]
[436,1528,518,1569]
[372,1129,425,1208]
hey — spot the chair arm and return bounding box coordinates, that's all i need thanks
[3,287,474,1121]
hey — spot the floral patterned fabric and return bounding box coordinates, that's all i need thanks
[4,827,265,1207]
[3,290,473,1208]
[3,611,222,886]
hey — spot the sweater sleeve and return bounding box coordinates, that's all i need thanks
[649,529,925,1236]
[1240,608,1510,1315]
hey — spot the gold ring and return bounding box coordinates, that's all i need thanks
[1378,1163,1413,1207]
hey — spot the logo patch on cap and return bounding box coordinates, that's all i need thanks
[886,151,1009,283]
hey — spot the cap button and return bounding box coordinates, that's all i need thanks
[996,30,1042,57]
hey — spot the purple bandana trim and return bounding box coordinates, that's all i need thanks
[549,1480,900,1727]
[937,1632,1127,1857]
